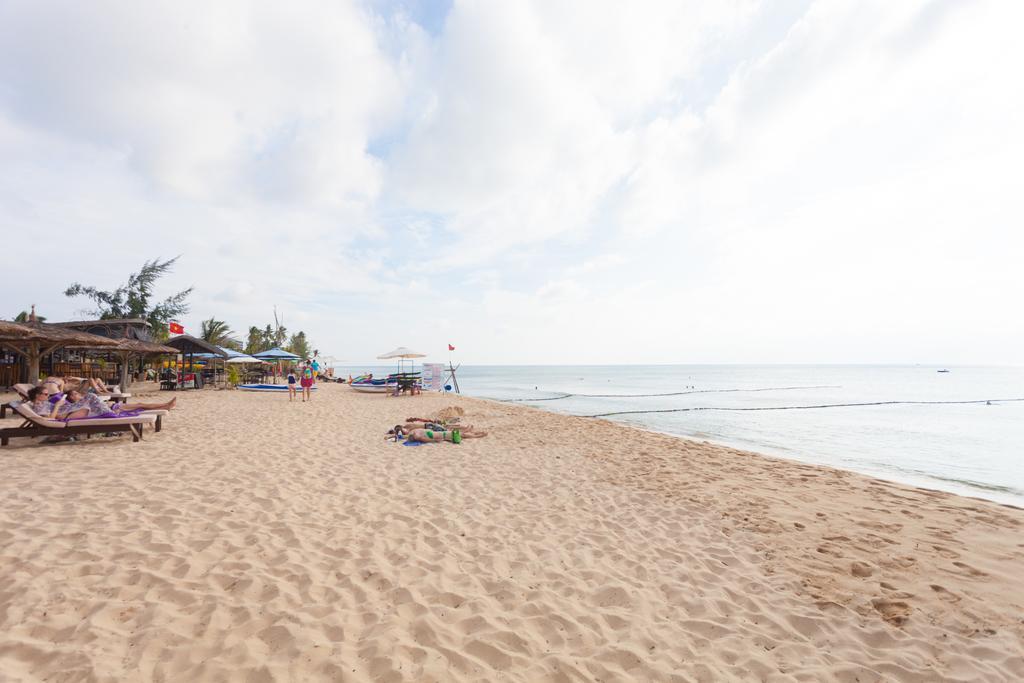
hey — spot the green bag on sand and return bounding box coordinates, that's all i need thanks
[452,429,462,444]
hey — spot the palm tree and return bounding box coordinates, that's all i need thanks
[245,326,264,355]
[200,318,238,348]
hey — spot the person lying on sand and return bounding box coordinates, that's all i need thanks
[388,421,476,436]
[404,427,487,444]
[58,389,176,419]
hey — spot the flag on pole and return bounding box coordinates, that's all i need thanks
[448,344,455,351]
[169,321,184,335]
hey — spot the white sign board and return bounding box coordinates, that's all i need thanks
[422,363,444,391]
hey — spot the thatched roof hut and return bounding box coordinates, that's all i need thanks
[62,338,180,388]
[163,335,227,357]
[0,319,122,384]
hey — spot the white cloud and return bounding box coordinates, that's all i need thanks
[1,0,1021,364]
[0,0,399,204]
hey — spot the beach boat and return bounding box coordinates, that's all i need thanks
[350,384,393,394]
[350,378,396,394]
[238,384,317,392]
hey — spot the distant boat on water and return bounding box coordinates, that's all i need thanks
[938,369,951,373]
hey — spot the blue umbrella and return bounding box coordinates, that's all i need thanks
[219,346,246,358]
[253,347,301,384]
[253,347,301,360]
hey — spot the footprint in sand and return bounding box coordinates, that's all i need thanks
[950,561,988,578]
[931,544,961,560]
[856,520,904,533]
[930,584,961,603]
[850,561,874,578]
[871,598,911,626]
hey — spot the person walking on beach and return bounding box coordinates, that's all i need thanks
[300,363,314,402]
[286,367,297,402]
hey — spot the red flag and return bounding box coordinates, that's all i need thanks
[169,321,184,335]
[448,344,455,351]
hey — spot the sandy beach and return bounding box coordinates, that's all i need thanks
[1,383,1022,682]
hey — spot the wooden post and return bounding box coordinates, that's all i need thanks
[26,341,41,384]
[119,351,132,390]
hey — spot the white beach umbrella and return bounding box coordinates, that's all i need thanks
[377,347,427,374]
[226,355,264,364]
[377,347,427,359]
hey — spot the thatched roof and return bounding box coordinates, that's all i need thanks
[164,335,228,357]
[53,318,154,342]
[0,320,122,348]
[113,339,179,354]
[0,321,36,340]
[65,338,179,354]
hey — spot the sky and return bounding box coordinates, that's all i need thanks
[1,0,1021,365]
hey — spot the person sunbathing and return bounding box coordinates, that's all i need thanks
[38,374,68,395]
[388,420,475,436]
[58,389,176,419]
[25,386,65,418]
[73,377,113,394]
[404,427,487,444]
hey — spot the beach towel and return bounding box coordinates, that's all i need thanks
[65,408,144,421]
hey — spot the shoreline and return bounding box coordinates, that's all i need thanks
[469,392,1024,510]
[460,389,1024,509]
[2,383,1022,680]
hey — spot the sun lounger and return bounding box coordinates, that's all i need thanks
[141,409,168,432]
[0,401,157,447]
[2,384,36,418]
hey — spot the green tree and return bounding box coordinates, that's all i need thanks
[272,308,287,347]
[245,326,265,355]
[287,331,311,360]
[13,310,46,323]
[64,257,192,338]
[200,318,239,348]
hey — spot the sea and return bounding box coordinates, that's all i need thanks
[333,364,1024,507]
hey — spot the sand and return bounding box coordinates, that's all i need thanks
[1,383,1022,682]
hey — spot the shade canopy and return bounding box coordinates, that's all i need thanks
[377,347,427,359]
[113,339,179,355]
[226,355,266,364]
[253,347,300,360]
[164,335,228,357]
[219,346,246,358]
[0,320,123,348]
[67,338,178,355]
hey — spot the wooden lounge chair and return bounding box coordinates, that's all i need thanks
[1,384,36,418]
[0,401,157,447]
